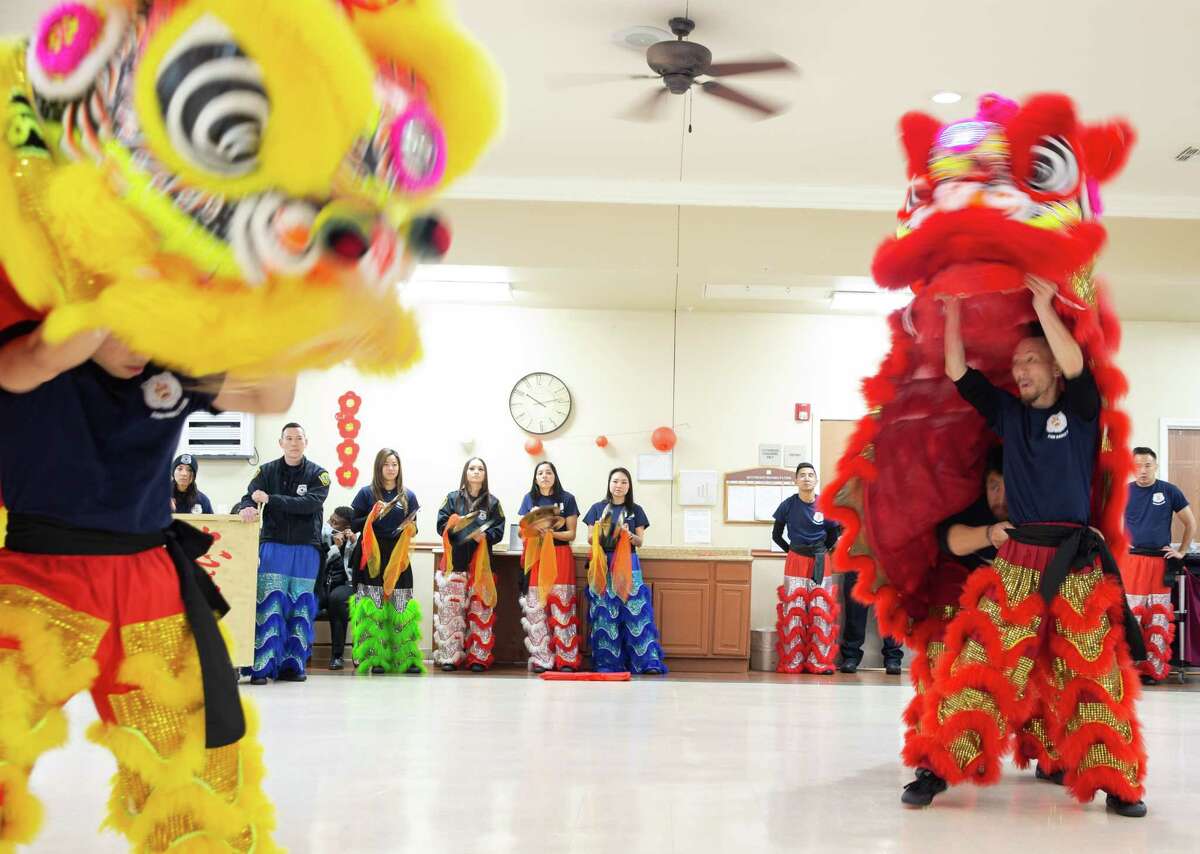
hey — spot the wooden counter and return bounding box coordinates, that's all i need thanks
[427,545,753,672]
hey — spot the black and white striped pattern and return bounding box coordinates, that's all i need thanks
[154,15,268,176]
[1028,135,1079,196]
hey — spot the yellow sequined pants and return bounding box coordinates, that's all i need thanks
[0,548,280,853]
[916,539,1145,803]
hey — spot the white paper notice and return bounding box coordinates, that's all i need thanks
[758,443,782,467]
[683,509,712,544]
[637,452,673,482]
[755,485,784,521]
[679,470,718,506]
[783,444,810,470]
[727,485,756,522]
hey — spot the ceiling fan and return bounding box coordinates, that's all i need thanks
[557,17,798,121]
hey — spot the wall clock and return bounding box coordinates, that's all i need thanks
[509,372,572,435]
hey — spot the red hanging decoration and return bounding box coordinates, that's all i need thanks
[651,426,677,452]
[524,437,544,456]
[335,392,363,487]
[595,435,609,448]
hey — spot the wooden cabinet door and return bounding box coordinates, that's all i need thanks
[653,582,710,656]
[711,583,751,657]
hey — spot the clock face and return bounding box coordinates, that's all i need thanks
[509,372,572,435]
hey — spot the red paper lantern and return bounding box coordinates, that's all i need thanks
[524,437,544,456]
[595,435,609,448]
[651,426,677,452]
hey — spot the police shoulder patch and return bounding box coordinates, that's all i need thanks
[319,471,331,487]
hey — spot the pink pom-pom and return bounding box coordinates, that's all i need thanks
[975,92,1020,125]
[35,4,103,77]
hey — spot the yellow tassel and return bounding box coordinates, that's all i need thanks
[587,524,607,596]
[0,764,43,848]
[471,546,497,609]
[537,530,557,604]
[382,523,414,597]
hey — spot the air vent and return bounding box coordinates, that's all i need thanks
[178,411,256,458]
[1176,146,1199,162]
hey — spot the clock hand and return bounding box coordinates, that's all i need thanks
[519,391,549,407]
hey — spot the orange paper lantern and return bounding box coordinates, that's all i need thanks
[595,435,609,448]
[651,426,677,452]
[524,437,544,456]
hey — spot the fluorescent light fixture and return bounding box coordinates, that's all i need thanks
[830,289,911,313]
[931,90,962,105]
[411,264,512,284]
[404,280,512,303]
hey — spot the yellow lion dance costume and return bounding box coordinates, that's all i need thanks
[0,1,499,851]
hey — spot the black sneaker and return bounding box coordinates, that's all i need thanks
[277,671,307,683]
[1105,794,1147,818]
[328,658,344,671]
[531,664,548,674]
[1139,674,1160,686]
[885,661,903,676]
[440,663,457,672]
[840,661,860,674]
[901,768,947,807]
[249,676,269,686]
[469,663,486,672]
[406,665,423,674]
[370,666,385,675]
[559,666,576,673]
[1035,765,1065,785]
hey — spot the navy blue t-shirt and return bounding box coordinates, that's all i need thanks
[1125,480,1188,549]
[0,345,218,534]
[773,493,838,548]
[518,490,580,518]
[954,368,1100,525]
[937,495,1000,570]
[583,500,649,552]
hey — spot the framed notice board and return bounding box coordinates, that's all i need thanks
[723,467,796,524]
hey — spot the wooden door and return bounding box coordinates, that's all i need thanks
[820,419,858,489]
[1168,428,1200,544]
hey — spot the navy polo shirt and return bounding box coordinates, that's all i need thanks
[954,368,1100,525]
[583,500,649,552]
[773,493,838,547]
[0,328,218,533]
[1125,480,1188,549]
[518,490,580,518]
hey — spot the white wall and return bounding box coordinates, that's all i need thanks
[193,309,1200,641]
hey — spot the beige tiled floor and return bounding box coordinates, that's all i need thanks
[29,672,1200,852]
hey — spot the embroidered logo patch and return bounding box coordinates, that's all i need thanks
[1046,411,1068,438]
[1152,492,1166,506]
[297,484,308,496]
[319,471,331,487]
[813,512,825,524]
[143,372,183,410]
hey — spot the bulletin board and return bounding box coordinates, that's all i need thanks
[174,514,260,667]
[723,468,796,525]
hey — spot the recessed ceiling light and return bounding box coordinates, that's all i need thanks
[931,91,962,105]
[612,25,672,51]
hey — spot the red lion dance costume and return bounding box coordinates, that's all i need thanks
[823,93,1147,808]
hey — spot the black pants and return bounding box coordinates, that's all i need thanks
[840,571,903,665]
[317,584,353,658]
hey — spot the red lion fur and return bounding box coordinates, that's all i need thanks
[821,93,1136,638]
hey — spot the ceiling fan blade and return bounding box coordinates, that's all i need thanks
[621,86,672,121]
[706,56,797,78]
[547,72,660,90]
[701,81,783,118]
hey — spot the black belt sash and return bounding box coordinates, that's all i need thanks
[789,543,828,584]
[1007,523,1147,662]
[1129,547,1184,587]
[4,513,246,748]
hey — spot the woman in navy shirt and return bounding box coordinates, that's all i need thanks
[517,461,581,672]
[772,462,841,674]
[348,448,423,675]
[582,467,666,674]
[170,453,213,515]
[434,457,505,671]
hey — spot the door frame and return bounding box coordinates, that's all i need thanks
[1157,418,1200,481]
